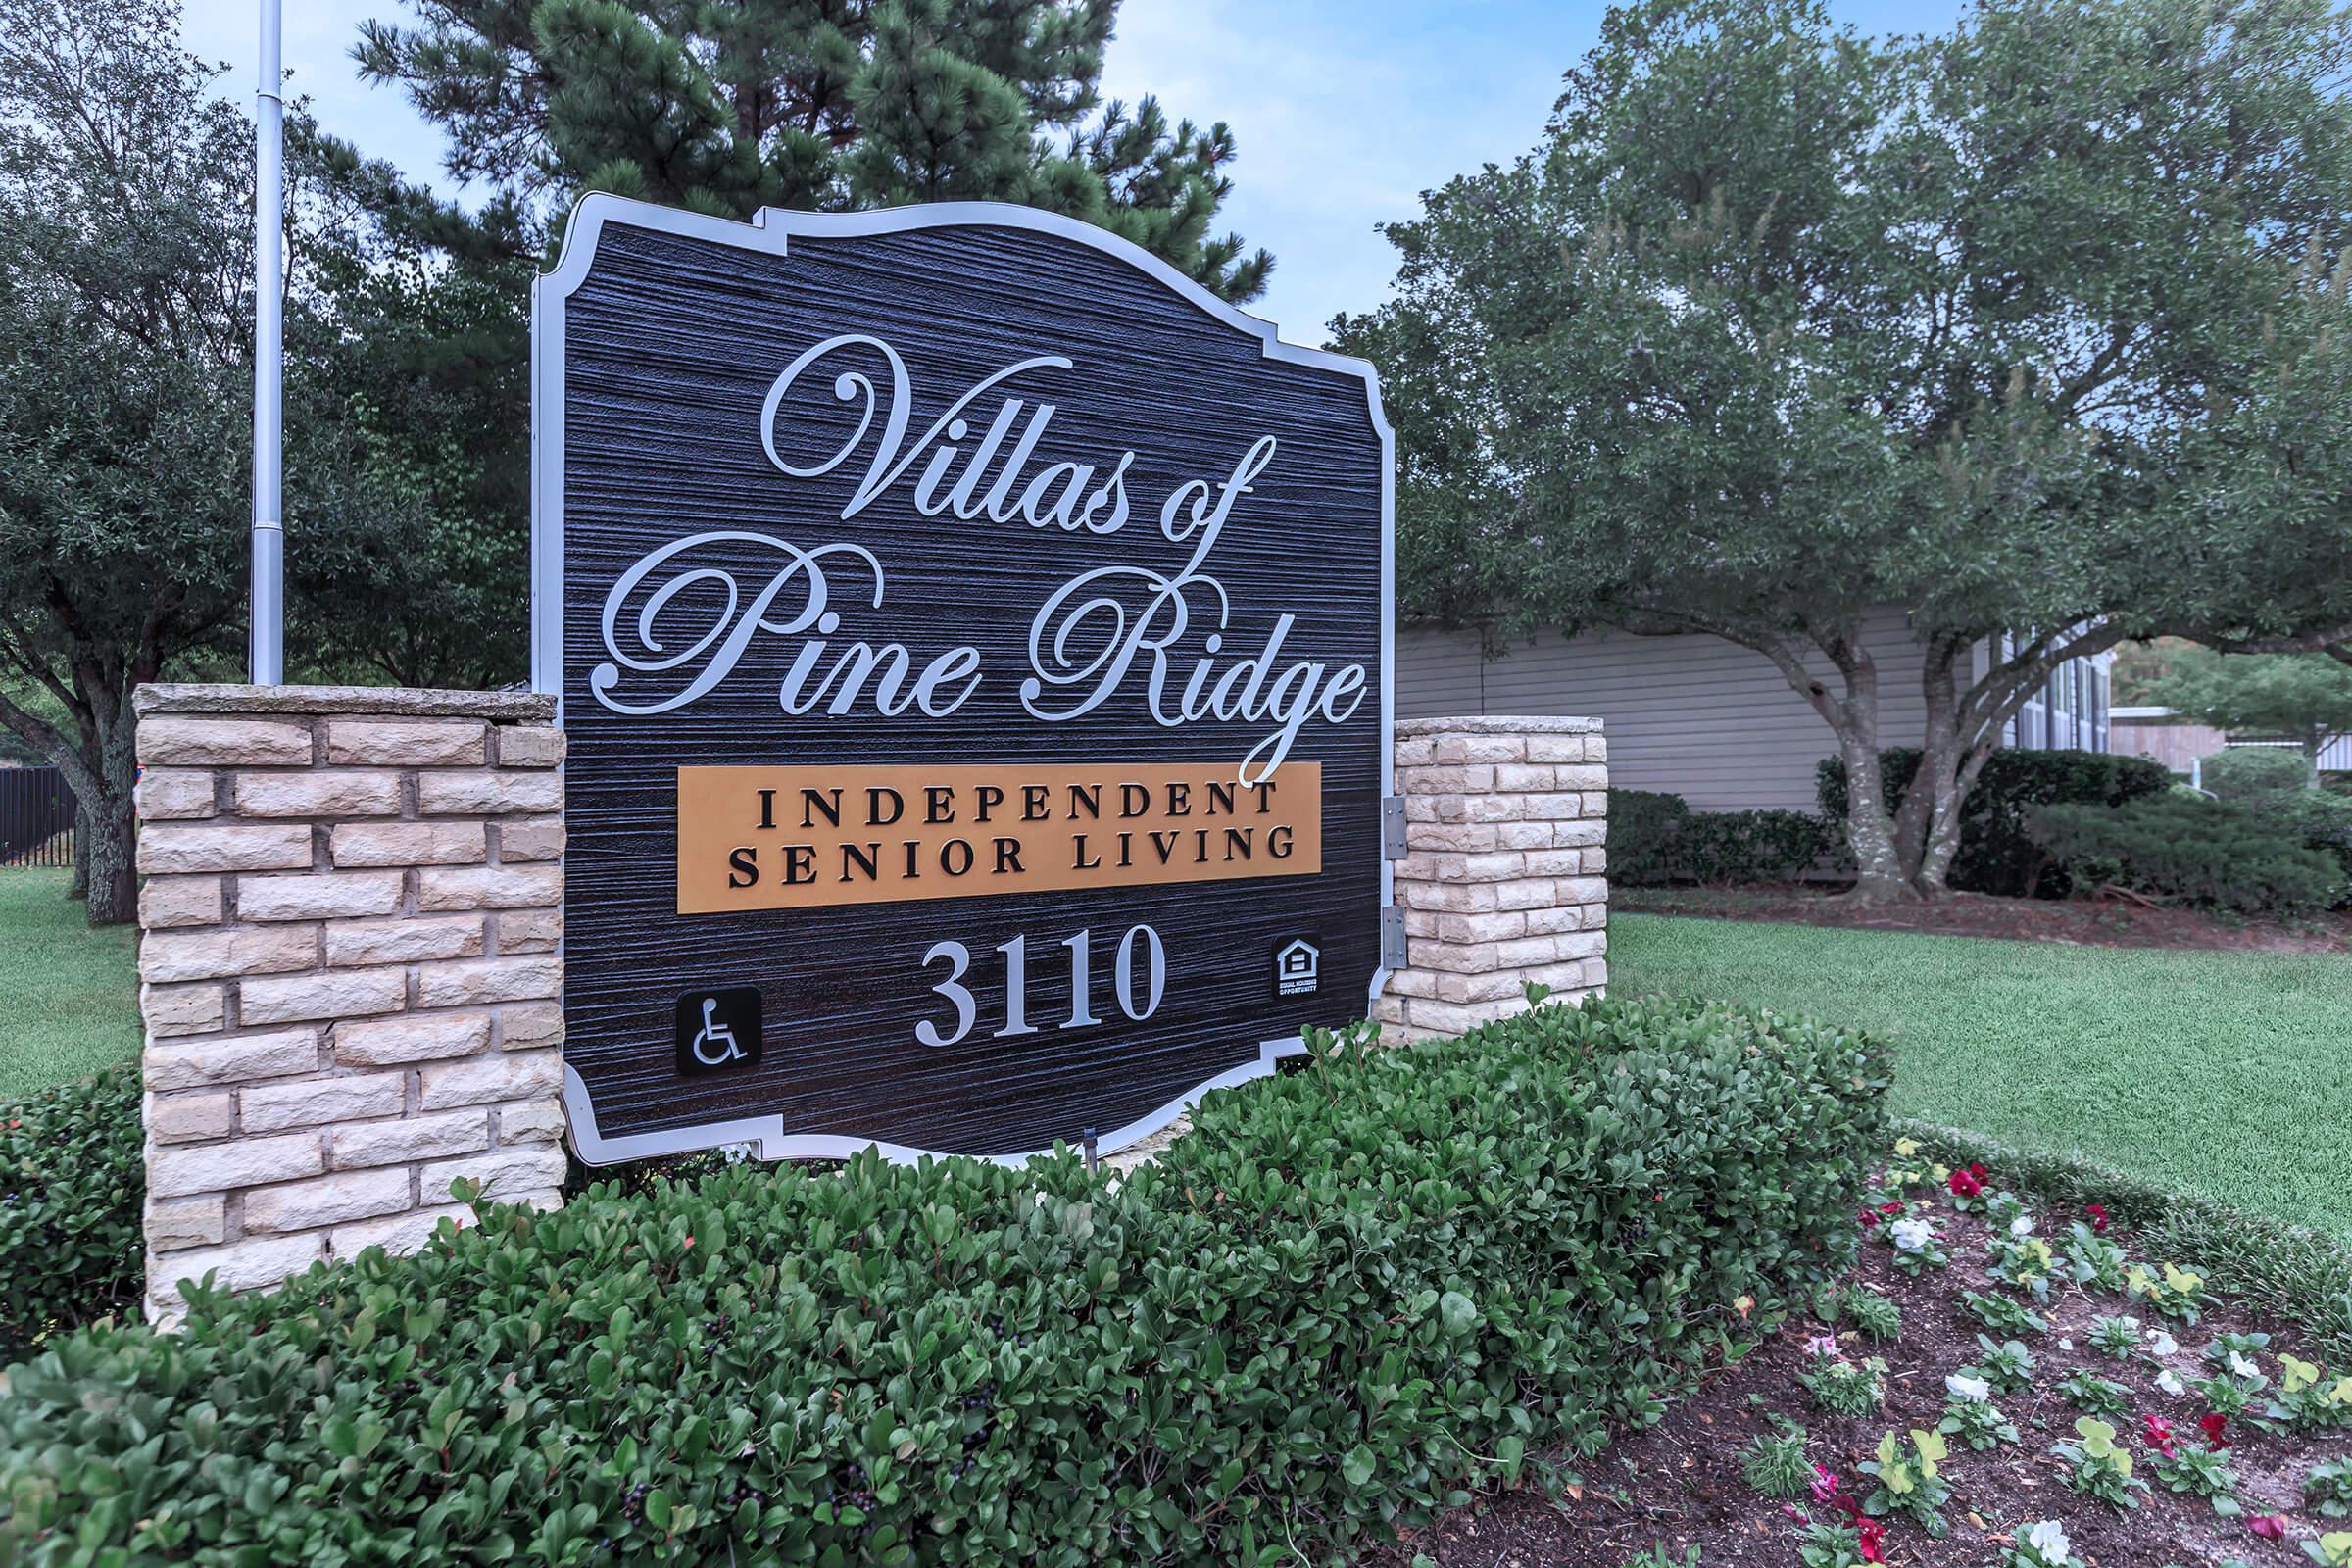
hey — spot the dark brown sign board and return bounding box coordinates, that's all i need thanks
[533,195,1393,1162]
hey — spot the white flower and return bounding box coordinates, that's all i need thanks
[2229,1350,2260,1379]
[2058,1337,2076,1350]
[1946,1373,1992,1403]
[2009,1214,2035,1238]
[1890,1217,1936,1253]
[2116,1314,2140,1332]
[2027,1519,2074,1565]
[2146,1329,2179,1357]
[2157,1369,2187,1396]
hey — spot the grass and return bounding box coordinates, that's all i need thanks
[1610,912,2352,1240]
[0,869,140,1102]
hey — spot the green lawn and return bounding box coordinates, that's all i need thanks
[0,869,140,1102]
[1610,912,2352,1240]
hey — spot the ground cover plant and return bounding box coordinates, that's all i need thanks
[0,870,139,1098]
[0,994,1885,1566]
[1610,914,2352,1237]
[0,1063,142,1359]
[1375,1150,2352,1568]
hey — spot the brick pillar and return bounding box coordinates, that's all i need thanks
[1377,716,1608,1041]
[132,684,569,1323]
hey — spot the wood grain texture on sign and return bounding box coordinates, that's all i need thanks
[677,764,1322,912]
[539,198,1390,1160]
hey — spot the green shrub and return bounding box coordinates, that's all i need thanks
[1818,749,2175,896]
[0,1065,143,1361]
[2203,745,2312,807]
[2024,796,2346,916]
[0,997,1886,1567]
[1608,788,1832,886]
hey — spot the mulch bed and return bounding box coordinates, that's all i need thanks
[1616,886,2352,954]
[1368,1185,2352,1568]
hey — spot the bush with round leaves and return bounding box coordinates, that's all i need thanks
[0,995,1885,1565]
[0,1064,143,1361]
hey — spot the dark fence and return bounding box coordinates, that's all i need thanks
[1,765,75,867]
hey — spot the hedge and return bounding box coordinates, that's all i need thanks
[1890,1118,2352,1363]
[1817,748,2175,896]
[0,995,1886,1566]
[0,1064,143,1362]
[2024,794,2346,915]
[1608,789,1834,886]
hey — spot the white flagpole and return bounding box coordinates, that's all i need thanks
[250,0,284,684]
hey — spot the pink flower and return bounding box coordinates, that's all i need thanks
[2249,1515,2288,1542]
[1804,1334,1839,1358]
[2143,1413,2177,1457]
[1858,1517,1888,1564]
[1809,1465,1840,1503]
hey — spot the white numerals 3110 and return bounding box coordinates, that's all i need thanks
[914,923,1166,1047]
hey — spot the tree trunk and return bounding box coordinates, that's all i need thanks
[81,708,140,926]
[69,803,90,899]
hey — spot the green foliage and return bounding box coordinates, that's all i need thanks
[354,0,1270,303]
[2267,1354,2352,1434]
[0,1066,142,1360]
[1740,1419,1812,1499]
[2151,1442,2241,1512]
[1936,1385,2019,1451]
[2054,1417,2149,1512]
[1834,1286,1902,1345]
[2025,796,2347,915]
[1817,750,2177,898]
[1966,1335,2036,1396]
[2087,1315,2146,1361]
[1798,1520,1869,1568]
[2154,652,2352,772]
[1801,1356,1888,1417]
[0,994,1886,1564]
[2057,1369,2133,1418]
[1960,1290,2045,1337]
[2206,746,2323,807]
[2309,1455,2352,1518]
[1608,790,1832,886]
[1859,1428,1952,1537]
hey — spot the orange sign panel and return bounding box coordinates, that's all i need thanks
[676,763,1322,913]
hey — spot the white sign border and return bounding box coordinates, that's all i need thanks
[532,193,1396,1166]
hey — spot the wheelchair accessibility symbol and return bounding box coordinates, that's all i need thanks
[673,986,762,1076]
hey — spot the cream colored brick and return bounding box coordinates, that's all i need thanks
[145,1193,225,1251]
[329,820,485,868]
[497,907,562,954]
[1493,877,1558,912]
[135,768,217,819]
[1553,820,1607,847]
[1385,965,1439,999]
[1400,906,1439,938]
[1431,734,1524,764]
[138,923,318,985]
[1526,734,1592,763]
[417,1049,563,1111]
[1403,793,1437,822]
[416,863,561,912]
[494,724,565,767]
[1587,736,1607,763]
[1393,736,1436,767]
[242,1168,413,1233]
[138,822,312,875]
[1496,935,1561,968]
[148,1130,324,1200]
[1396,764,1494,795]
[1458,850,1527,881]
[1518,792,1588,821]
[1525,905,1586,936]
[144,1028,318,1090]
[416,771,561,816]
[150,1232,322,1301]
[239,965,407,1026]
[1402,821,1498,854]
[1397,851,1468,884]
[138,716,310,767]
[1408,940,1498,974]
[1434,910,1524,944]
[1493,762,1557,792]
[1583,956,1609,991]
[1394,878,1497,913]
[326,914,484,967]
[1554,875,1607,906]
[233,769,402,818]
[239,1071,406,1133]
[1552,929,1608,961]
[498,1001,564,1051]
[1553,764,1608,792]
[323,717,486,766]
[1494,821,1556,850]
[333,1107,491,1168]
[1400,996,1520,1037]
[419,1144,568,1201]
[498,815,565,861]
[416,956,559,1009]
[495,1099,569,1145]
[1458,794,1533,824]
[1371,992,1409,1026]
[1524,849,1585,876]
[139,875,222,929]
[334,1010,490,1067]
[332,1203,475,1260]
[1583,847,1609,876]
[143,980,227,1036]
[1582,792,1609,817]
[146,1090,233,1144]
[1434,968,1530,1004]
[236,870,404,922]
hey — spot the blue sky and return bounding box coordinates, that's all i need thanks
[178,0,1960,344]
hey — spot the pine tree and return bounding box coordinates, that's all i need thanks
[355,0,1272,301]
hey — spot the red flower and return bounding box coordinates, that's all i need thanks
[2248,1515,2287,1542]
[1970,1163,1986,1178]
[2143,1413,2177,1457]
[1858,1517,1888,1564]
[1880,1200,1905,1215]
[2083,1202,2111,1235]
[1831,1493,1863,1520]
[1859,1209,1883,1229]
[2199,1412,2230,1449]
[1947,1168,1983,1198]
